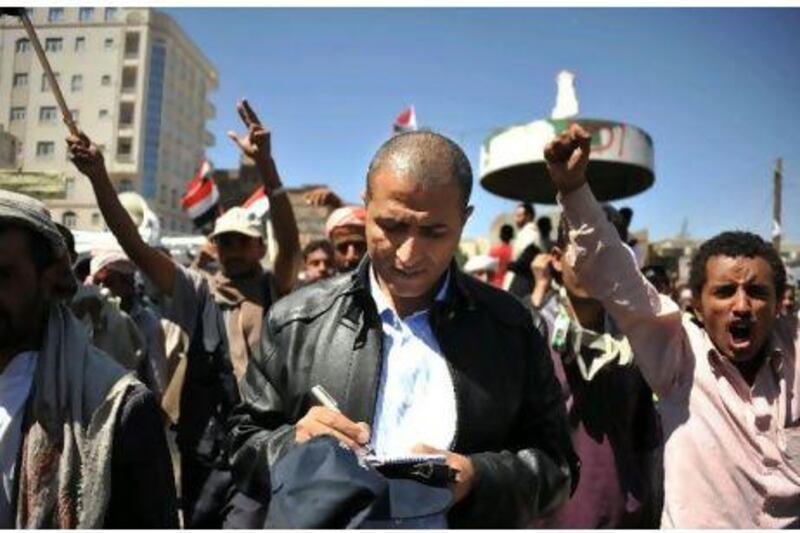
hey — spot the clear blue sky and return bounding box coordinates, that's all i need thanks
[164,7,800,243]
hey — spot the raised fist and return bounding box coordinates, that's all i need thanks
[543,123,592,196]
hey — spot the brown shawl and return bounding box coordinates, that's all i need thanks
[210,269,274,385]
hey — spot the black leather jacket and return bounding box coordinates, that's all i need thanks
[228,259,579,528]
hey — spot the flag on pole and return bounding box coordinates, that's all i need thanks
[181,159,219,228]
[242,185,270,218]
[772,219,782,239]
[393,106,417,133]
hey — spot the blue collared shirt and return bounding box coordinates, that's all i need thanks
[368,267,457,457]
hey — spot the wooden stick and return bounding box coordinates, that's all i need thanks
[18,10,78,135]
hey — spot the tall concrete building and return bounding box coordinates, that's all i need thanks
[0,7,217,233]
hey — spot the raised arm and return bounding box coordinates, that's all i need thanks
[227,99,300,297]
[544,124,687,395]
[67,133,177,295]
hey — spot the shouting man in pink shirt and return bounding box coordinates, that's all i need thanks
[545,123,800,528]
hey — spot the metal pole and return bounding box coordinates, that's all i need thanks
[773,157,782,251]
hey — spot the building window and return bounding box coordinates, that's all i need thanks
[170,189,177,209]
[116,137,133,159]
[41,73,60,92]
[104,38,114,50]
[25,8,33,18]
[65,176,76,196]
[47,8,64,22]
[70,109,79,122]
[124,32,140,57]
[121,66,137,92]
[62,211,77,228]
[119,102,134,126]
[12,73,28,87]
[44,38,63,52]
[159,184,167,204]
[74,37,85,52]
[39,106,57,122]
[99,109,108,118]
[119,179,133,192]
[10,107,26,121]
[36,141,55,157]
[104,7,117,21]
[79,7,94,21]
[91,212,101,226]
[101,74,111,86]
[15,38,29,53]
[71,74,82,92]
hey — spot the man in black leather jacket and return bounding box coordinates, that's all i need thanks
[228,131,578,528]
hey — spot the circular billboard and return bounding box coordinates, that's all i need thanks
[480,118,655,204]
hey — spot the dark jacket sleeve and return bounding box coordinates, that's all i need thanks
[227,315,297,500]
[450,322,578,528]
[105,384,180,528]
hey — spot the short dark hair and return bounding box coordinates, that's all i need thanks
[499,224,514,243]
[619,207,633,228]
[517,203,535,219]
[0,222,57,272]
[689,231,786,299]
[642,264,670,291]
[303,239,335,261]
[366,131,473,208]
[536,216,552,236]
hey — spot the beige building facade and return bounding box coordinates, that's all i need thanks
[0,7,217,233]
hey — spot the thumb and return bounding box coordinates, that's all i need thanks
[412,443,439,455]
[356,422,371,443]
[227,130,244,148]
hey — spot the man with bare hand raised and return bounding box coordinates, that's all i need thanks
[68,99,300,527]
[546,123,800,528]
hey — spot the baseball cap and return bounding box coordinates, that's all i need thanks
[208,207,262,240]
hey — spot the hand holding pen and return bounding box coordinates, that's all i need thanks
[294,384,373,454]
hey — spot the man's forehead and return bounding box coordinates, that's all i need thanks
[372,200,452,225]
[307,248,331,258]
[370,172,462,212]
[330,225,366,241]
[370,162,460,195]
[706,255,773,283]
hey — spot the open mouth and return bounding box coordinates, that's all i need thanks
[728,320,753,348]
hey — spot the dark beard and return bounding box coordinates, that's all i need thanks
[0,286,46,356]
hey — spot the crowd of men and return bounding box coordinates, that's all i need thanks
[0,102,798,528]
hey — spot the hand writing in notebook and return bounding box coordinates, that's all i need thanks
[295,406,371,452]
[296,385,372,453]
[413,443,476,504]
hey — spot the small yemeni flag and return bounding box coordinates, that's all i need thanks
[243,185,270,218]
[393,105,417,133]
[181,158,219,228]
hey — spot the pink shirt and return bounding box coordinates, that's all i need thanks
[560,184,800,528]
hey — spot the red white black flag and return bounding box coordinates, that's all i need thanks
[393,106,417,133]
[181,158,219,228]
[242,185,270,218]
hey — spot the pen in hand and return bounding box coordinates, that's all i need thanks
[310,385,375,456]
